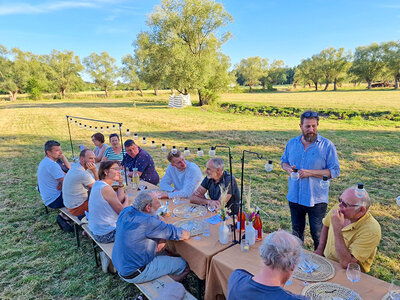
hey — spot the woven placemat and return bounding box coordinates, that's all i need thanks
[302,282,363,300]
[173,203,207,218]
[293,252,335,282]
[173,219,208,236]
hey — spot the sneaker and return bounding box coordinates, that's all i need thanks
[100,251,110,273]
[56,215,73,232]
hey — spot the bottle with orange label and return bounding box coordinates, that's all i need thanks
[253,211,263,241]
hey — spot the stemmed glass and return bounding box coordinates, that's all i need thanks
[346,263,361,299]
[389,278,400,300]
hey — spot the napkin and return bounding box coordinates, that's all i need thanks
[205,214,222,224]
[298,257,320,273]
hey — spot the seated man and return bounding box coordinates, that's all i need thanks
[159,150,203,199]
[190,157,240,214]
[112,190,190,284]
[62,149,98,217]
[227,230,308,300]
[121,139,159,185]
[314,186,381,273]
[37,140,67,209]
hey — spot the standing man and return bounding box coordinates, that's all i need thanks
[281,111,340,249]
[37,140,67,209]
[121,140,159,185]
[62,149,98,217]
[159,150,203,199]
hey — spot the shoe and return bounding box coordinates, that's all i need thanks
[56,215,73,232]
[100,251,110,273]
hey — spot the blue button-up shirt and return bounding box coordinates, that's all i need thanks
[121,148,159,185]
[281,134,340,207]
[112,206,182,277]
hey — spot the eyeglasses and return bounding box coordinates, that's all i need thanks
[302,111,319,118]
[338,197,361,208]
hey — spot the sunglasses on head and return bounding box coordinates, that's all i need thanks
[302,111,319,118]
[338,196,361,208]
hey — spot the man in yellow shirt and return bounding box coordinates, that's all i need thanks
[314,186,381,272]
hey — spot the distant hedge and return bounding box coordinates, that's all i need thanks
[218,102,400,121]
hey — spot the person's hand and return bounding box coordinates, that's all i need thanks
[298,169,311,179]
[158,191,169,199]
[118,173,124,185]
[285,164,295,175]
[331,209,345,231]
[158,215,165,222]
[314,248,325,256]
[156,240,166,252]
[57,182,62,190]
[128,171,133,178]
[180,229,190,240]
[86,162,96,172]
[207,200,221,210]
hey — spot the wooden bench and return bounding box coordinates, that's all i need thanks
[59,207,86,247]
[81,224,196,300]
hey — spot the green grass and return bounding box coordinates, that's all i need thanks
[0,94,399,298]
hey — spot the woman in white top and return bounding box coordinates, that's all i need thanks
[91,132,109,162]
[88,160,129,243]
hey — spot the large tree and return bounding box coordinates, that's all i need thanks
[349,43,384,89]
[46,50,83,98]
[267,59,287,86]
[121,54,147,96]
[134,0,233,104]
[83,52,119,97]
[381,40,400,89]
[235,56,263,92]
[318,47,351,91]
[295,56,323,90]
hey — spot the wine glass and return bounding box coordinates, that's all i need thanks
[346,263,361,298]
[389,278,400,300]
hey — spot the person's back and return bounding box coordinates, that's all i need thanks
[38,156,64,206]
[227,269,307,300]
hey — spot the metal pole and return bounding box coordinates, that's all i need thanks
[66,115,75,160]
[118,123,128,185]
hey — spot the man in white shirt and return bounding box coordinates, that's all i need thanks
[159,150,203,199]
[62,149,98,216]
[37,140,67,209]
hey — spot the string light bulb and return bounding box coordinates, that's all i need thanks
[264,160,273,172]
[320,175,330,189]
[74,120,78,127]
[209,147,216,157]
[126,129,130,136]
[161,144,167,152]
[69,118,73,123]
[290,168,299,181]
[112,125,116,131]
[197,148,204,157]
[79,123,82,128]
[150,141,156,149]
[89,125,92,131]
[133,133,138,140]
[83,124,87,130]
[355,183,366,198]
[106,126,110,132]
[142,137,147,144]
[184,147,190,157]
[171,146,177,154]
[100,126,104,133]
[95,126,98,131]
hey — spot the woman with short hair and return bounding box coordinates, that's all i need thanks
[91,132,109,162]
[102,133,126,162]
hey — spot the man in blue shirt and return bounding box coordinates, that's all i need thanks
[159,150,203,199]
[281,111,340,249]
[227,230,308,300]
[121,139,159,185]
[112,190,190,284]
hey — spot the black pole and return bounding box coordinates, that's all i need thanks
[118,123,128,185]
[239,150,263,244]
[65,115,122,125]
[66,115,75,160]
[214,145,237,244]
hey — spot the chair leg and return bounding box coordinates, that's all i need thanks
[196,277,204,300]
[93,241,100,267]
[74,224,81,248]
[45,205,49,214]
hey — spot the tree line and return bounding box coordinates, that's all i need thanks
[1,0,399,103]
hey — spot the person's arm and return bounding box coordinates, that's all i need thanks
[145,217,189,240]
[190,185,220,209]
[331,209,358,268]
[60,154,71,170]
[298,168,331,179]
[168,167,202,198]
[56,177,64,190]
[101,185,129,214]
[94,145,107,163]
[86,162,99,181]
[281,162,294,175]
[159,166,175,193]
[314,225,329,256]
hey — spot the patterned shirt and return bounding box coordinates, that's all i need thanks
[103,147,126,162]
[121,148,159,185]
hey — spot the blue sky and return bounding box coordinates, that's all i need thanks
[0,0,399,68]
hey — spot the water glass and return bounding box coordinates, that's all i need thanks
[346,263,360,298]
[172,197,180,205]
[389,278,400,300]
[240,239,250,252]
[202,224,210,237]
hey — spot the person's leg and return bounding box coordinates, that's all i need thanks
[288,201,307,242]
[48,193,64,209]
[308,202,328,250]
[92,229,116,244]
[123,256,188,284]
[67,199,88,216]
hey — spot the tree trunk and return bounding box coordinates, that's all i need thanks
[313,81,318,91]
[198,89,203,106]
[154,88,158,96]
[323,82,329,91]
[249,85,253,92]
[139,88,144,96]
[8,90,17,101]
[262,82,266,90]
[367,80,372,90]
[293,82,297,89]
[60,88,66,99]
[395,76,399,90]
[307,83,311,88]
[333,79,337,91]
[105,87,109,97]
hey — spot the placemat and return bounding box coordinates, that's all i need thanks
[173,219,208,236]
[293,252,335,282]
[173,203,207,218]
[302,282,363,300]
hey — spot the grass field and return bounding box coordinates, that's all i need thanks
[0,91,399,299]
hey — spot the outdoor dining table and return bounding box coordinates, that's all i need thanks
[204,238,392,300]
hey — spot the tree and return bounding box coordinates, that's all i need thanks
[295,57,323,90]
[134,0,233,104]
[349,43,384,89]
[83,52,119,97]
[267,60,287,86]
[381,40,400,89]
[318,47,351,91]
[235,56,263,92]
[46,50,83,98]
[121,54,147,96]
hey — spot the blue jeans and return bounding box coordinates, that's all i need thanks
[120,255,187,284]
[288,201,327,250]
[48,193,64,209]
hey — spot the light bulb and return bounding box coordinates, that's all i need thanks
[100,127,104,133]
[197,148,204,157]
[106,126,110,132]
[161,144,167,152]
[83,125,87,130]
[184,147,190,157]
[142,137,147,144]
[112,125,116,131]
[89,126,92,131]
[209,147,216,157]
[133,133,138,140]
[171,146,177,154]
[396,196,400,207]
[355,183,366,198]
[150,141,156,149]
[69,118,73,123]
[264,160,273,172]
[94,126,98,131]
[74,121,78,126]
[126,129,130,136]
[290,168,299,181]
[320,175,330,189]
